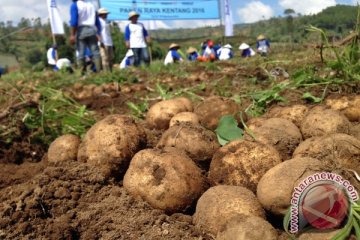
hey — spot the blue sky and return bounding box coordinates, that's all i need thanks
[0,0,358,29]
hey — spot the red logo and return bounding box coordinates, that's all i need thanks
[301,184,349,230]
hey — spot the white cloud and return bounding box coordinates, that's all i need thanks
[279,0,336,15]
[237,1,274,23]
[352,0,360,4]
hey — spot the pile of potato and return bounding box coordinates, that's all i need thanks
[47,95,360,239]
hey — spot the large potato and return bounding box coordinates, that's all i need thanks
[326,95,360,122]
[194,96,240,130]
[252,118,302,160]
[216,215,278,240]
[157,122,220,163]
[47,134,81,163]
[266,104,309,127]
[293,133,360,171]
[193,185,265,236]
[77,115,146,179]
[208,140,282,192]
[298,230,341,240]
[246,117,267,131]
[169,112,200,127]
[146,97,193,130]
[257,157,323,215]
[123,148,205,213]
[300,106,351,139]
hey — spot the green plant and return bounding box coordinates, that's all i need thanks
[215,115,244,146]
[126,101,148,119]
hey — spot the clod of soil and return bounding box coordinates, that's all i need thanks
[266,104,309,127]
[208,140,282,192]
[77,114,146,179]
[47,134,81,163]
[146,97,193,130]
[256,157,324,215]
[157,122,220,163]
[300,106,351,139]
[293,133,360,171]
[194,96,240,130]
[193,185,265,236]
[252,118,303,160]
[123,148,206,213]
[169,112,200,127]
[216,215,278,240]
[326,95,360,122]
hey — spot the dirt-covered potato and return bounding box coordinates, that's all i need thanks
[146,97,193,130]
[208,140,282,192]
[298,230,341,240]
[47,134,81,163]
[216,215,278,240]
[193,185,265,236]
[77,115,146,179]
[169,112,200,127]
[252,118,302,160]
[266,104,309,127]
[123,148,205,213]
[293,133,360,171]
[326,95,360,122]
[157,122,220,162]
[246,117,267,131]
[257,157,323,215]
[194,96,240,130]
[300,106,351,139]
[352,123,360,140]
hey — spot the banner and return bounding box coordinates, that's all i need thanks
[47,0,64,34]
[224,0,233,36]
[99,0,220,21]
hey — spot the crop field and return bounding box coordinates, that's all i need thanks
[0,54,18,68]
[0,34,359,240]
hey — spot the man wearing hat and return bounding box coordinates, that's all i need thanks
[217,44,234,61]
[164,43,183,65]
[98,8,114,72]
[239,43,256,58]
[124,11,151,67]
[69,0,101,74]
[187,47,199,61]
[256,34,270,57]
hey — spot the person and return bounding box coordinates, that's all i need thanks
[198,40,216,62]
[256,34,270,57]
[217,44,234,60]
[47,44,58,70]
[98,8,114,72]
[69,0,101,74]
[56,58,74,73]
[124,11,151,67]
[164,43,183,65]
[187,47,199,61]
[119,49,135,69]
[76,48,96,73]
[0,65,3,78]
[239,43,256,58]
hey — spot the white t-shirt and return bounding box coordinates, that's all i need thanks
[56,58,71,69]
[76,0,96,26]
[217,47,232,60]
[164,51,174,65]
[125,23,147,48]
[99,18,113,46]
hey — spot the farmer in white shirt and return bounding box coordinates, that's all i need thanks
[98,8,114,72]
[47,44,58,70]
[124,11,151,67]
[164,43,183,65]
[217,44,234,61]
[69,0,101,74]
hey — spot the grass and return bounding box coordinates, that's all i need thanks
[0,54,18,67]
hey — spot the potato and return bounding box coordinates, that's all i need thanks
[246,117,267,131]
[157,122,220,163]
[252,118,303,160]
[208,140,282,192]
[216,215,278,240]
[326,95,360,122]
[193,185,265,236]
[293,133,360,171]
[352,123,360,140]
[298,229,341,240]
[194,96,240,130]
[77,115,146,179]
[257,157,323,215]
[300,106,351,139]
[169,112,200,127]
[47,134,81,163]
[123,148,205,213]
[146,97,193,130]
[266,104,309,127]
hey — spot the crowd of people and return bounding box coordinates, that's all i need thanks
[47,0,271,74]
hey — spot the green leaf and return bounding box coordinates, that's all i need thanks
[302,92,322,103]
[215,115,243,146]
